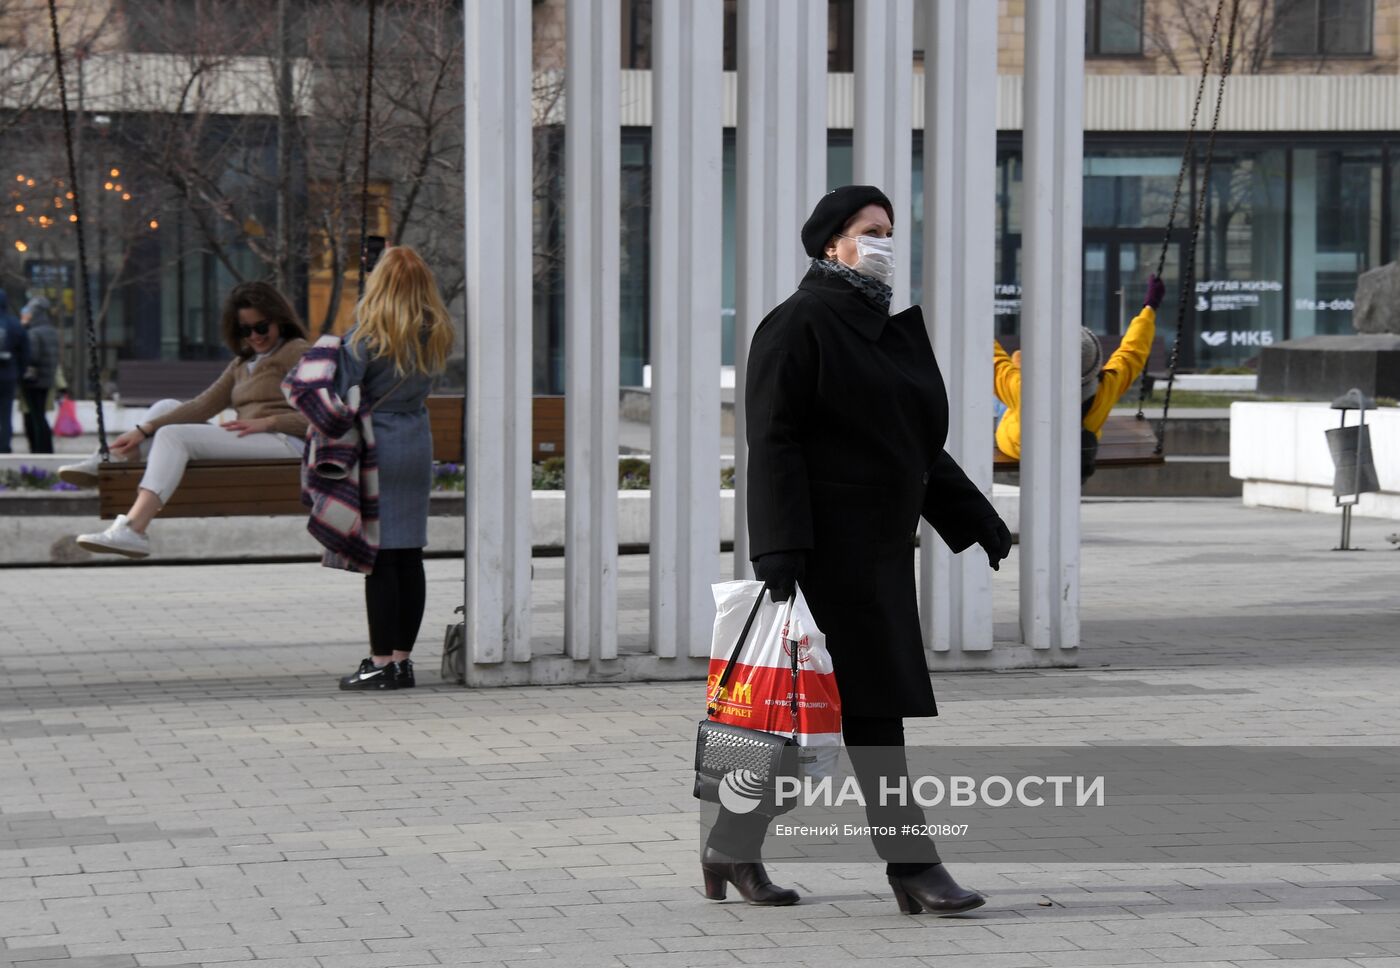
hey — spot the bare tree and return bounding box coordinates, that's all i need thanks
[1143,0,1388,75]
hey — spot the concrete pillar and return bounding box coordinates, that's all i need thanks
[463,0,532,669]
[565,0,619,662]
[733,0,827,578]
[650,0,723,658]
[853,0,913,310]
[1021,0,1085,651]
[920,0,997,658]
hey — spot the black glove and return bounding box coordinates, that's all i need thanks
[1144,274,1166,310]
[753,550,806,602]
[977,517,1013,571]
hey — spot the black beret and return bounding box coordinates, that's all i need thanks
[801,185,895,258]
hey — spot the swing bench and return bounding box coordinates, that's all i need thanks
[992,0,1240,475]
[993,415,1164,470]
[96,396,464,519]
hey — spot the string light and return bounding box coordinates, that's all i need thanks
[149,219,159,230]
[110,168,120,177]
[25,179,34,187]
[104,181,113,190]
[14,241,27,252]
[68,214,77,222]
[14,174,23,182]
[14,203,23,212]
[121,193,131,201]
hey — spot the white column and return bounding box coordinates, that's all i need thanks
[853,0,913,310]
[650,0,723,658]
[920,0,997,656]
[733,0,826,578]
[565,0,619,662]
[463,0,532,668]
[1021,0,1084,651]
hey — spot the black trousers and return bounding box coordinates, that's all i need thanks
[364,548,426,657]
[21,386,52,453]
[707,715,939,876]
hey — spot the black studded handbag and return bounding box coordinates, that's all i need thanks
[693,581,801,817]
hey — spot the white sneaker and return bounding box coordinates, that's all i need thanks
[76,515,151,559]
[57,453,103,487]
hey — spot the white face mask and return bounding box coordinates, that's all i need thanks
[840,234,895,284]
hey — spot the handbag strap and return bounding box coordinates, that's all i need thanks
[706,581,769,716]
[706,583,804,739]
[368,374,410,414]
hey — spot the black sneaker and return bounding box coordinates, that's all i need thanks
[339,657,398,691]
[396,658,415,689]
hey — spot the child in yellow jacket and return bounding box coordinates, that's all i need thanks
[994,275,1164,476]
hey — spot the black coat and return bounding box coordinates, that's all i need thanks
[746,267,999,719]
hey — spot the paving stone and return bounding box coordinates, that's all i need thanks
[2,504,1399,968]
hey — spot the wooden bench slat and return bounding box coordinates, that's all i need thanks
[100,396,467,519]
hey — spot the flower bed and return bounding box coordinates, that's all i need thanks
[0,465,82,493]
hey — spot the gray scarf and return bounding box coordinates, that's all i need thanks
[810,258,893,314]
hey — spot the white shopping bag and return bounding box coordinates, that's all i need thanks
[706,580,842,776]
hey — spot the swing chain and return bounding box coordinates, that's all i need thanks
[45,0,110,461]
[1137,0,1228,421]
[1155,0,1242,456]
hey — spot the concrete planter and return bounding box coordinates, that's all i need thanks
[1230,401,1400,520]
[2,485,1021,565]
[1167,373,1258,392]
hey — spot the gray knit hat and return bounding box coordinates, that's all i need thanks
[1080,328,1103,402]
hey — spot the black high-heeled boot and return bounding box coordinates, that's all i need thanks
[700,847,800,906]
[888,863,985,915]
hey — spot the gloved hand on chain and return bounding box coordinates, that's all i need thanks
[1144,274,1166,310]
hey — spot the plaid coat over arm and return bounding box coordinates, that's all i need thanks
[281,335,381,573]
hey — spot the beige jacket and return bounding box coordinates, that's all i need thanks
[146,338,310,438]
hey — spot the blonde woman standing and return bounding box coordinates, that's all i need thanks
[335,246,454,691]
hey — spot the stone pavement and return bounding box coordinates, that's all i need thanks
[1,499,1398,968]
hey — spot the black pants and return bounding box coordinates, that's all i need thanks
[21,386,52,453]
[707,715,939,877]
[364,548,426,657]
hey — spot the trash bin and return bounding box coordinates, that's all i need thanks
[1327,388,1380,550]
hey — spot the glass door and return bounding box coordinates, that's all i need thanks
[1084,230,1190,368]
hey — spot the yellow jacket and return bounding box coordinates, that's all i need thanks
[993,306,1156,460]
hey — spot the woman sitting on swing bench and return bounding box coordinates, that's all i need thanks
[992,274,1164,482]
[61,282,311,558]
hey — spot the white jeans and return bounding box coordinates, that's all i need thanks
[133,399,304,504]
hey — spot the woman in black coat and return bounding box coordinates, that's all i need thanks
[702,185,1013,914]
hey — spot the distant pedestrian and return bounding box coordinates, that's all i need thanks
[293,246,454,692]
[19,295,60,454]
[0,290,29,453]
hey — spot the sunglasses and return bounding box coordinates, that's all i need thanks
[238,321,273,338]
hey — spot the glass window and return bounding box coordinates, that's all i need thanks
[1084,152,1184,229]
[1194,147,1287,368]
[621,0,652,69]
[1086,0,1143,56]
[1291,147,1383,338]
[1273,0,1373,56]
[995,149,1023,339]
[620,135,650,387]
[829,0,855,72]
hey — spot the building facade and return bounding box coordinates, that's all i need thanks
[529,0,1400,389]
